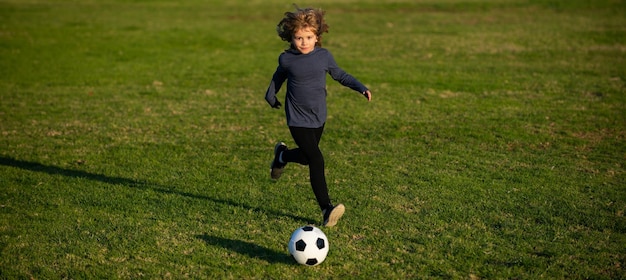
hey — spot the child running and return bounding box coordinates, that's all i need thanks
[264,6,372,227]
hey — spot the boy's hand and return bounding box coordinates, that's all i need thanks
[363,90,372,101]
[272,100,282,109]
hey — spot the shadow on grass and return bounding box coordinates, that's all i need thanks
[195,234,293,264]
[0,156,313,225]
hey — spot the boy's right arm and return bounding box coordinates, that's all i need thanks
[265,66,287,109]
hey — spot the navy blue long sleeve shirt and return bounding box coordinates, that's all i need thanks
[265,47,368,128]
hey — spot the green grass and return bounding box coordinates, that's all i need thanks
[1,0,625,278]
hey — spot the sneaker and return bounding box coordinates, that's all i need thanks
[270,142,288,180]
[322,204,345,227]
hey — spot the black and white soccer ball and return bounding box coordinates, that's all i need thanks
[288,225,329,266]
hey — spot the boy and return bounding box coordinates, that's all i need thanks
[265,6,372,227]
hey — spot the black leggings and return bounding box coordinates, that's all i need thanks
[282,125,330,210]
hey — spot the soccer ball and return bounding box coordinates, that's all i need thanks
[288,225,329,266]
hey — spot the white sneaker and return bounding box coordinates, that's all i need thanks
[322,204,345,227]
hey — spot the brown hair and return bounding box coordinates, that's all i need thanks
[276,5,329,47]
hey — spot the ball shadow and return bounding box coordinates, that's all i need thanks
[195,233,293,265]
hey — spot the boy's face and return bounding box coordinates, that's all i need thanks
[292,27,318,54]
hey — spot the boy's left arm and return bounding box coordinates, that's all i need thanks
[330,69,371,101]
[327,53,370,101]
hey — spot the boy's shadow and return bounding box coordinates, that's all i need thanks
[0,156,314,227]
[195,234,293,264]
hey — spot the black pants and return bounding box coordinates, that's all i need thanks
[282,125,331,211]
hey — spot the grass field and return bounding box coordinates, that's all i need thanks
[1,0,625,278]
